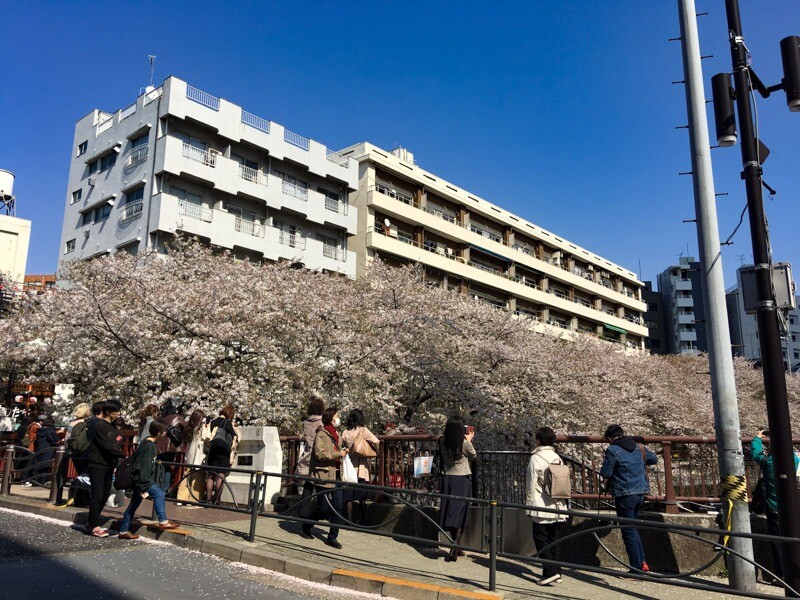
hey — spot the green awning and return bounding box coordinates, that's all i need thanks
[604,324,628,335]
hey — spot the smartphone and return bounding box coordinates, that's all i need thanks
[465,425,475,435]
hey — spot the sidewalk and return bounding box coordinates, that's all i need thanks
[0,489,782,600]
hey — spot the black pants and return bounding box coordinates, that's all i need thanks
[766,509,784,579]
[532,521,564,578]
[300,480,342,541]
[87,466,112,529]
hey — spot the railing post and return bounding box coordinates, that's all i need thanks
[1,446,13,496]
[662,441,678,514]
[488,500,497,592]
[377,441,385,487]
[250,471,262,543]
[49,447,65,503]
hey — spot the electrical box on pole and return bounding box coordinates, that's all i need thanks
[711,73,737,146]
[780,36,800,112]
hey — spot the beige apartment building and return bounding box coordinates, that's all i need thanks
[340,142,648,349]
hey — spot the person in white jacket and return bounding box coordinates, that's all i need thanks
[525,426,569,586]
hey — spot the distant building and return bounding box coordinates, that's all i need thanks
[23,274,56,294]
[656,256,707,355]
[642,281,666,354]
[726,265,800,371]
[0,214,31,287]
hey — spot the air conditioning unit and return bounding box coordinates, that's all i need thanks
[83,230,90,238]
[88,177,96,186]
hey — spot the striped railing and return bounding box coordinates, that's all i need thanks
[241,110,270,133]
[284,129,310,150]
[186,85,220,111]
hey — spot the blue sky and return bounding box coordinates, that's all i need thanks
[2,1,799,288]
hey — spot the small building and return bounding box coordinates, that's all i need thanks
[23,274,56,294]
[642,281,666,355]
[656,256,707,355]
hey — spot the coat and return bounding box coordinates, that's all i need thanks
[600,437,658,497]
[441,439,477,476]
[750,436,800,513]
[184,423,211,465]
[341,426,379,481]
[309,426,340,482]
[524,446,568,524]
[295,415,322,477]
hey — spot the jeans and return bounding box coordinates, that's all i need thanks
[87,466,113,529]
[532,521,564,578]
[615,494,646,569]
[300,480,343,540]
[119,484,167,533]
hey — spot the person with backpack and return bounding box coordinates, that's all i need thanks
[340,408,379,525]
[204,405,238,504]
[117,419,180,539]
[438,414,477,563]
[750,429,800,581]
[54,403,91,506]
[525,426,569,586]
[86,399,124,538]
[600,424,658,573]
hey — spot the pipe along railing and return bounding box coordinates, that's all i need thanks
[154,459,798,598]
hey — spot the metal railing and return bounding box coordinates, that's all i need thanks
[326,148,349,167]
[239,164,267,185]
[281,180,308,201]
[186,85,220,111]
[284,129,310,150]
[120,200,144,222]
[241,110,270,133]
[322,245,346,261]
[182,143,217,167]
[372,183,416,206]
[235,217,264,238]
[324,196,339,213]
[178,199,213,222]
[124,145,149,168]
[278,230,306,250]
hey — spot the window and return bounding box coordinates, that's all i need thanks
[71,189,82,204]
[130,133,148,148]
[794,350,799,360]
[275,220,300,248]
[646,320,659,330]
[125,187,145,204]
[77,141,88,156]
[319,187,340,212]
[317,233,341,259]
[81,212,93,226]
[647,302,659,311]
[99,153,116,172]
[95,204,111,222]
[273,170,307,189]
[88,160,98,174]
[65,239,76,254]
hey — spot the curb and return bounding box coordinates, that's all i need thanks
[0,495,503,600]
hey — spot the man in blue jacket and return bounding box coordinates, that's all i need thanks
[600,424,658,573]
[750,430,800,581]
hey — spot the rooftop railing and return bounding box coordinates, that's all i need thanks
[326,148,349,168]
[284,129,310,150]
[241,110,270,133]
[186,85,220,111]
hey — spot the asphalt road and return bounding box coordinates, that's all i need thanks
[0,508,381,600]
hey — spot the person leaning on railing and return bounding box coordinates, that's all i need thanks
[439,414,477,563]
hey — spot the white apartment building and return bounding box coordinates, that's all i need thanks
[339,142,648,349]
[58,77,357,276]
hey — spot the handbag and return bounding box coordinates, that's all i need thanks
[351,428,377,458]
[341,454,358,483]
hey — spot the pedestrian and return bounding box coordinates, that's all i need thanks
[340,408,379,524]
[750,429,800,582]
[295,398,324,478]
[525,426,569,586]
[86,399,124,538]
[138,404,159,442]
[177,409,209,503]
[19,406,43,487]
[85,401,105,444]
[55,403,91,506]
[299,406,347,549]
[156,399,187,495]
[117,420,180,539]
[438,414,477,562]
[204,405,238,504]
[33,416,60,485]
[600,424,658,573]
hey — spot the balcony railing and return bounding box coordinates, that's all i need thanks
[373,183,415,206]
[186,85,220,111]
[278,230,306,250]
[124,145,149,168]
[241,110,270,133]
[470,224,502,243]
[326,148,349,168]
[182,143,217,167]
[423,206,459,224]
[119,200,143,222]
[281,180,308,201]
[324,196,342,213]
[284,129,310,150]
[178,199,212,222]
[239,164,267,185]
[235,217,264,237]
[322,245,346,261]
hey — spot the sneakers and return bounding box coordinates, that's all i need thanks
[21,482,33,487]
[537,574,562,586]
[641,562,651,573]
[118,532,140,540]
[90,527,109,538]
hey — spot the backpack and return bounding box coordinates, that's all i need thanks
[210,423,233,451]
[543,457,572,500]
[113,455,135,491]
[67,421,91,456]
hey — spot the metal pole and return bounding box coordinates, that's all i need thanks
[49,447,65,504]
[723,1,800,594]
[488,500,497,592]
[250,471,262,543]
[1,446,13,496]
[677,0,756,591]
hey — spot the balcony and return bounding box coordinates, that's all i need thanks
[470,224,502,244]
[373,183,415,206]
[678,313,695,325]
[282,180,308,201]
[119,200,143,222]
[676,279,693,291]
[239,164,267,185]
[278,230,306,250]
[235,217,264,238]
[677,297,694,308]
[322,244,346,261]
[178,199,212,222]
[124,145,149,169]
[182,143,217,167]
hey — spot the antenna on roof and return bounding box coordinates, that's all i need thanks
[147,55,157,89]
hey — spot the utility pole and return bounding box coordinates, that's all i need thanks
[722,1,800,594]
[676,0,755,591]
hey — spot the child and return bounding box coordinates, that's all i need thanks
[117,420,179,539]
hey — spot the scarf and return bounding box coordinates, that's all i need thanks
[324,424,340,450]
